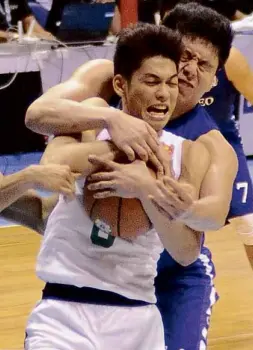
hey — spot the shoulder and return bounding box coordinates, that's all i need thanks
[72,59,114,83]
[197,130,238,172]
[71,59,114,101]
[198,130,236,158]
[38,59,114,102]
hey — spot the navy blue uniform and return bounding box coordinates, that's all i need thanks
[202,68,253,217]
[156,106,218,350]
[156,68,253,349]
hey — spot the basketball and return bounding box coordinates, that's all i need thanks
[83,167,156,239]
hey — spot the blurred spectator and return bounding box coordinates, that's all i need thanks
[0,0,53,41]
[29,1,53,27]
[0,0,51,155]
[46,1,110,35]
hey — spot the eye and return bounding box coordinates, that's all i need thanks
[145,80,158,86]
[181,51,191,62]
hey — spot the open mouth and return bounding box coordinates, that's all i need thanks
[147,105,169,120]
[179,79,194,88]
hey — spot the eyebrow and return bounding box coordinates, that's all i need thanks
[142,73,178,81]
[143,73,160,79]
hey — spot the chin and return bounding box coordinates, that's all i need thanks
[150,121,166,132]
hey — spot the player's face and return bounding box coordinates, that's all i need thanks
[173,37,219,118]
[114,56,178,132]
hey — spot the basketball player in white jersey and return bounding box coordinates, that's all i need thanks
[25,23,237,350]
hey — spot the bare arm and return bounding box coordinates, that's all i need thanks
[138,140,209,265]
[150,130,238,231]
[22,15,54,39]
[25,59,115,135]
[25,61,161,167]
[0,162,79,213]
[139,185,202,267]
[87,154,204,267]
[41,135,118,176]
[184,130,238,230]
[1,191,58,235]
[225,47,253,104]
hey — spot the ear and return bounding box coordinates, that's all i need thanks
[113,74,127,98]
[205,75,218,94]
[212,75,218,88]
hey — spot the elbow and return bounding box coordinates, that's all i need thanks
[25,100,48,134]
[167,245,201,267]
[25,104,41,133]
[177,252,200,267]
[210,207,229,231]
[206,218,225,231]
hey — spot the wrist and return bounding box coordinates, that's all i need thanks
[103,107,121,129]
[21,165,42,189]
[137,178,156,201]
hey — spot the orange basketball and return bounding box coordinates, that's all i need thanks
[83,168,156,240]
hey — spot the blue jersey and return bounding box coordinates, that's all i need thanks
[165,104,218,138]
[200,68,241,142]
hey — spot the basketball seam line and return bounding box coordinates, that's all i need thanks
[118,197,123,237]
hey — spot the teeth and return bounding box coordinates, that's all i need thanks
[151,106,167,111]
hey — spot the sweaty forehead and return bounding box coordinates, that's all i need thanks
[137,56,177,79]
[182,37,218,62]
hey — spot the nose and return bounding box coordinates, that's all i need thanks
[180,60,198,80]
[155,83,170,102]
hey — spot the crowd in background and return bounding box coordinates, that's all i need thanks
[0,0,252,156]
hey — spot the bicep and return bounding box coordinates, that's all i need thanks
[199,137,238,205]
[181,140,211,199]
[36,59,114,104]
[41,135,81,165]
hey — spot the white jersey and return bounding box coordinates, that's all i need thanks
[36,130,184,303]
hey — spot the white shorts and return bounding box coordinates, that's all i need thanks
[25,299,165,350]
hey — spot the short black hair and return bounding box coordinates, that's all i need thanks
[162,2,234,67]
[114,23,183,80]
[190,0,238,20]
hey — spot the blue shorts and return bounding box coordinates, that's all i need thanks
[228,141,253,218]
[155,246,218,349]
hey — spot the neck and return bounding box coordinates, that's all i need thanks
[122,104,162,137]
[173,103,197,118]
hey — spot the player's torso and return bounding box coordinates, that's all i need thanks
[37,130,184,303]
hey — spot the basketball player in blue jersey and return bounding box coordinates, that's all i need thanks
[196,0,253,256]
[24,4,239,350]
[24,23,237,350]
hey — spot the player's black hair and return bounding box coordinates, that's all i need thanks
[114,22,183,80]
[162,2,234,67]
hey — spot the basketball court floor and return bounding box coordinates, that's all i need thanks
[1,161,253,349]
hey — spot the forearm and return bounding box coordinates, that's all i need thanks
[42,140,119,176]
[0,30,17,41]
[0,191,58,235]
[23,15,51,37]
[0,190,44,234]
[0,168,38,212]
[181,196,229,232]
[139,186,202,266]
[26,98,119,135]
